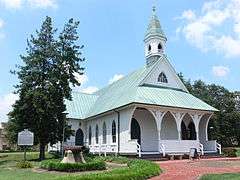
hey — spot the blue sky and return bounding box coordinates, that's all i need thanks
[0,0,240,123]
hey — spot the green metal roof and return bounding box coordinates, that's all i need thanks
[65,92,98,119]
[65,55,217,120]
[145,6,167,41]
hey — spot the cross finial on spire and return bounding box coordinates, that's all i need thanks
[152,0,157,13]
[152,6,156,13]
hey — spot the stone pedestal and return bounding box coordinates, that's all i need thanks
[62,146,86,164]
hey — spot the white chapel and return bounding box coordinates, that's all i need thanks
[62,7,220,157]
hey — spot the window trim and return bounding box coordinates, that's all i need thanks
[102,122,107,144]
[95,124,99,144]
[158,72,168,83]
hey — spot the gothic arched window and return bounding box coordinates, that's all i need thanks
[102,122,107,144]
[158,43,162,51]
[88,126,92,145]
[148,44,151,52]
[158,72,168,83]
[112,120,116,143]
[95,124,99,144]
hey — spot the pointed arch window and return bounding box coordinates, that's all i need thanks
[95,124,99,144]
[112,120,116,143]
[148,44,151,52]
[88,126,92,145]
[102,122,107,144]
[158,43,162,52]
[158,72,168,83]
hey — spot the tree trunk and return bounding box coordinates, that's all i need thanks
[39,143,45,161]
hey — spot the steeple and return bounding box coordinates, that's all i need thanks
[144,6,167,66]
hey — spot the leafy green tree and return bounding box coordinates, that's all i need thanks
[7,17,84,160]
[179,73,240,147]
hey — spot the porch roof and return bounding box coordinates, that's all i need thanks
[65,56,218,119]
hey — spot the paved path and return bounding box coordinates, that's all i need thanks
[150,158,240,180]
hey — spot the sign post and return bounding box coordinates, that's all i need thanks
[18,129,34,161]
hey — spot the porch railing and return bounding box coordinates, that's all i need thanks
[216,142,222,154]
[90,144,118,156]
[159,143,166,157]
[202,140,217,151]
[159,140,202,154]
[127,139,141,157]
[199,143,204,155]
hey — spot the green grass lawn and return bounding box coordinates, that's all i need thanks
[0,169,59,180]
[201,173,240,180]
[200,147,240,180]
[0,151,62,180]
[236,148,240,157]
[0,152,161,180]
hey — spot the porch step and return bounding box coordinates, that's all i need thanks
[201,151,224,159]
[141,154,168,161]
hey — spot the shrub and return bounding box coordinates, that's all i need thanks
[40,159,106,172]
[57,158,161,180]
[94,155,129,164]
[223,147,238,157]
[16,161,33,168]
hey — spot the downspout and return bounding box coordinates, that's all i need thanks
[114,110,120,154]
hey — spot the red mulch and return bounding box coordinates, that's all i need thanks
[150,157,240,180]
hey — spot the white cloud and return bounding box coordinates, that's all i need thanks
[180,10,196,21]
[214,36,240,57]
[0,93,18,122]
[212,66,230,77]
[0,0,57,9]
[27,0,57,9]
[177,0,240,58]
[74,73,88,85]
[182,21,211,50]
[80,86,99,94]
[0,18,4,39]
[0,0,22,9]
[108,74,124,84]
[0,19,4,28]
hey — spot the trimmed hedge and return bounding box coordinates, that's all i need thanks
[16,161,33,168]
[40,159,106,172]
[57,158,161,180]
[223,147,238,157]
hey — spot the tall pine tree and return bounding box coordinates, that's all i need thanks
[8,17,84,160]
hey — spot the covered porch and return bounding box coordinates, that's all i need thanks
[129,106,221,157]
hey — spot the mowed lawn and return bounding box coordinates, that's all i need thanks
[0,152,62,180]
[201,173,240,180]
[200,147,240,180]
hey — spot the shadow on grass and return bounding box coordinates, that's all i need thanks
[0,160,12,166]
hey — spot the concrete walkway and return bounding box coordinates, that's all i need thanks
[150,157,240,180]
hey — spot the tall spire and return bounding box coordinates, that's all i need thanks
[145,6,166,41]
[144,6,167,66]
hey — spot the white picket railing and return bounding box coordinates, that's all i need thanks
[89,144,118,156]
[136,142,141,158]
[159,140,202,154]
[216,142,222,154]
[159,143,166,157]
[199,143,204,155]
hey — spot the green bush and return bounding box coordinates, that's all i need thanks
[223,147,238,157]
[94,155,129,164]
[40,159,106,172]
[57,158,161,180]
[16,161,33,168]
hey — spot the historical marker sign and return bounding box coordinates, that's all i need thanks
[18,129,34,146]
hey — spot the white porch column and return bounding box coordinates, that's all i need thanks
[205,114,213,141]
[149,109,166,151]
[171,112,185,140]
[190,113,204,141]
